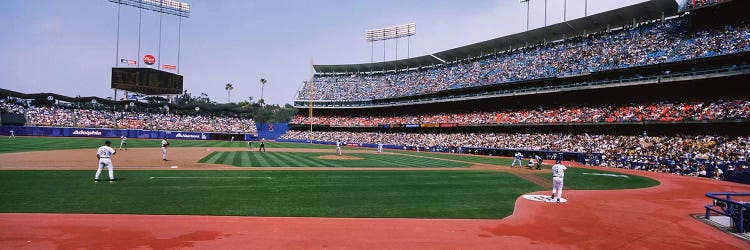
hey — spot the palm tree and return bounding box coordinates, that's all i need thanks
[260,78,267,105]
[225,83,234,103]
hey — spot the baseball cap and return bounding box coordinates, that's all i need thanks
[104,141,111,145]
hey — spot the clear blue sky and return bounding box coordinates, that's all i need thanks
[0,0,646,105]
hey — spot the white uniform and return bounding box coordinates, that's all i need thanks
[119,136,127,150]
[551,163,568,201]
[161,139,169,160]
[9,130,15,139]
[336,141,342,156]
[512,152,523,167]
[95,145,116,181]
[377,143,383,153]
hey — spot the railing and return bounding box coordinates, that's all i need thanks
[705,192,750,233]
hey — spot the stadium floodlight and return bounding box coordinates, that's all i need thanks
[108,0,191,18]
[365,23,416,42]
[366,23,416,62]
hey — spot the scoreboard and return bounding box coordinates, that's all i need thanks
[111,68,183,95]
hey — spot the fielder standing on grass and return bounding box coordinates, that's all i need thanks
[95,140,116,183]
[550,159,568,202]
[161,137,169,161]
[9,129,15,139]
[119,135,128,150]
[336,139,343,156]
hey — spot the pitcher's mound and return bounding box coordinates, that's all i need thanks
[317,155,364,160]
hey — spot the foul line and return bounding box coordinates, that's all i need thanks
[149,176,272,180]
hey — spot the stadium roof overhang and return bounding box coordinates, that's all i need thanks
[313,0,678,74]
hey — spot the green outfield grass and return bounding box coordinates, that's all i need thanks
[0,137,332,153]
[0,137,661,219]
[198,151,472,168]
[0,170,541,219]
[536,167,660,190]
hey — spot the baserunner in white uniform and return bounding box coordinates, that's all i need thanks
[119,135,128,150]
[551,159,568,202]
[95,140,116,183]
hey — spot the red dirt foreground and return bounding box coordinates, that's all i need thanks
[1,166,749,249]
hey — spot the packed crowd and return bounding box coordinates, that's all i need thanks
[680,0,732,11]
[280,131,750,178]
[1,102,257,133]
[298,17,750,101]
[290,98,750,126]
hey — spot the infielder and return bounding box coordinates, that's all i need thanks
[336,140,342,156]
[247,140,252,149]
[511,152,523,167]
[535,154,543,170]
[95,140,116,183]
[551,159,568,202]
[161,137,169,161]
[119,135,128,150]
[258,141,266,152]
[9,129,15,139]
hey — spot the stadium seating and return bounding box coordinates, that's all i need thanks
[297,17,750,101]
[0,101,257,134]
[289,98,750,126]
[280,130,750,180]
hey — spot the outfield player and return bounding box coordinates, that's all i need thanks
[8,129,15,139]
[377,142,383,153]
[551,159,568,202]
[161,137,169,161]
[511,152,523,167]
[119,135,128,150]
[336,140,342,156]
[95,140,116,183]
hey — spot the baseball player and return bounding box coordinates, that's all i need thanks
[247,140,252,149]
[550,159,568,202]
[161,137,169,161]
[535,154,543,170]
[119,135,128,150]
[258,140,266,152]
[231,136,234,142]
[377,142,383,153]
[336,140,342,156]
[8,129,15,139]
[95,140,116,183]
[511,152,523,167]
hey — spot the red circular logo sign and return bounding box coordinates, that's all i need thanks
[143,54,156,65]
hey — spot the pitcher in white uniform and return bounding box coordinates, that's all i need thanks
[551,159,568,202]
[95,141,116,183]
[161,137,169,161]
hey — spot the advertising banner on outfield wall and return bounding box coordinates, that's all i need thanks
[420,124,439,128]
[0,126,219,140]
[405,124,420,128]
[165,131,208,140]
[439,123,458,127]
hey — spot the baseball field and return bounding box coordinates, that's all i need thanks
[0,137,657,219]
[1,137,748,249]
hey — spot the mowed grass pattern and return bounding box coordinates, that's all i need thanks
[0,170,541,219]
[0,137,333,153]
[199,152,472,168]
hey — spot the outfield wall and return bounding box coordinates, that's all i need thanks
[0,125,260,141]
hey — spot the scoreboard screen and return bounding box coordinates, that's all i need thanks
[111,68,183,95]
